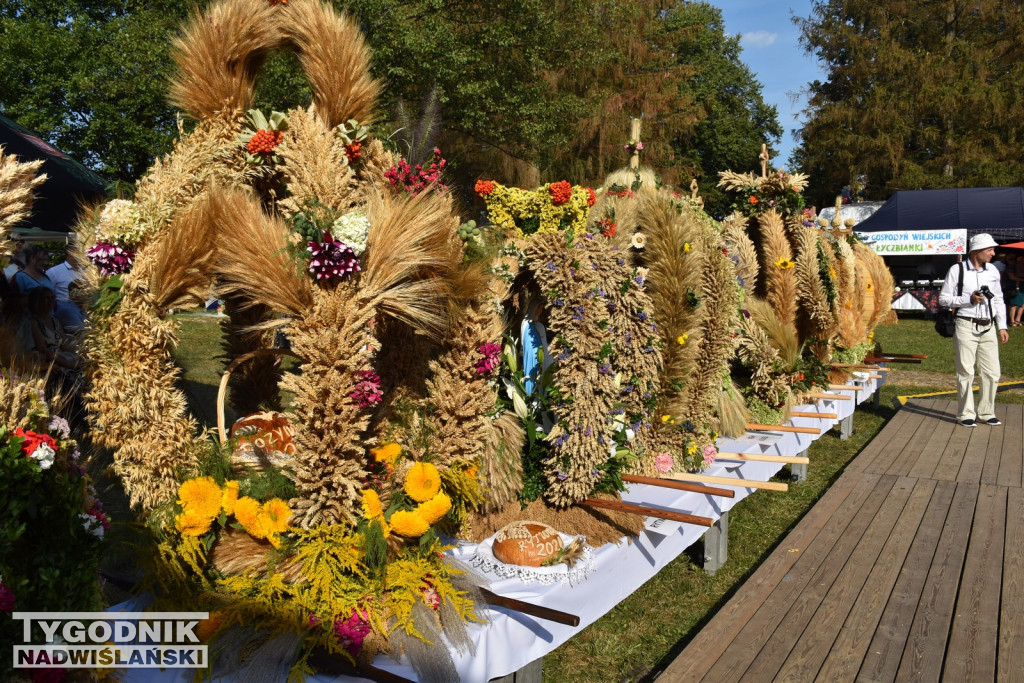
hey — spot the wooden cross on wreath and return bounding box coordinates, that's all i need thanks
[628,118,643,170]
[759,143,770,178]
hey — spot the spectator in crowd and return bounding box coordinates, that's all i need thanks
[12,244,55,295]
[46,250,85,332]
[4,234,25,282]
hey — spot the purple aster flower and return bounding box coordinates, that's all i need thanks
[553,299,565,307]
[636,311,648,322]
[308,231,361,281]
[556,471,569,481]
[87,241,135,276]
[545,262,556,271]
[584,426,592,436]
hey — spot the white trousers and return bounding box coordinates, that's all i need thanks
[953,317,1001,421]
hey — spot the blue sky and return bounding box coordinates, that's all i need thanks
[717,0,824,167]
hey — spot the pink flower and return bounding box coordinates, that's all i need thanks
[350,370,383,407]
[654,453,674,473]
[0,583,16,611]
[475,342,502,375]
[332,609,371,656]
[703,445,717,467]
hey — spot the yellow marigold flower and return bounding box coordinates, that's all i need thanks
[361,489,384,520]
[221,480,240,516]
[176,510,213,537]
[775,258,794,270]
[687,443,698,455]
[404,462,441,502]
[390,509,430,537]
[260,498,292,535]
[177,476,223,520]
[234,496,265,539]
[195,612,222,643]
[373,442,402,464]
[417,492,452,525]
[677,334,688,345]
[661,414,672,423]
[683,242,692,253]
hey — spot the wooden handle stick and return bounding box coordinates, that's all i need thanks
[828,384,860,391]
[790,411,838,419]
[877,352,927,359]
[479,588,581,627]
[580,498,713,527]
[745,423,822,435]
[805,392,852,401]
[621,474,735,498]
[831,363,888,372]
[668,472,789,492]
[865,356,921,364]
[868,374,883,380]
[716,452,810,465]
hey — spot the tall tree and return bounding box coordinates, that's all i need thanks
[0,0,189,180]
[546,1,782,218]
[665,2,783,218]
[795,1,1024,208]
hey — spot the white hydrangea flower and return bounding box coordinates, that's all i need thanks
[330,211,371,255]
[30,442,55,470]
[79,513,104,540]
[97,199,146,247]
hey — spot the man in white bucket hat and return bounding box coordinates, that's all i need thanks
[938,232,1009,426]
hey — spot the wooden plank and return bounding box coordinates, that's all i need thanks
[657,472,879,683]
[997,403,1024,488]
[929,412,984,481]
[894,483,980,682]
[715,452,810,465]
[698,475,898,682]
[667,472,788,492]
[902,408,960,479]
[743,477,917,681]
[744,422,821,434]
[955,412,995,483]
[999,487,1024,683]
[944,484,1007,681]
[846,402,926,474]
[857,480,959,682]
[979,403,1012,485]
[815,478,942,681]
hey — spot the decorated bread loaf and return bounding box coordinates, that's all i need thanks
[492,521,564,567]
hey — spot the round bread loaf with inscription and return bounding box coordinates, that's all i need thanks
[492,521,564,567]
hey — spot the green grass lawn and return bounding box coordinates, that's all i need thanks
[872,314,1024,378]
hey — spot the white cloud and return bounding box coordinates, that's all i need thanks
[742,30,778,48]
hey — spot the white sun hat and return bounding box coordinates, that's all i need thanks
[969,233,998,252]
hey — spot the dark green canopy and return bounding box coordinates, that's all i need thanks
[0,113,107,231]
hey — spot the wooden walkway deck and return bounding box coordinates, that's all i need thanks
[658,399,1024,682]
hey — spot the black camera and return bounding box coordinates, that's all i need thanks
[978,285,995,301]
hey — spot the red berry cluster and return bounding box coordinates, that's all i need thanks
[475,179,495,197]
[585,187,597,206]
[345,140,362,165]
[247,128,283,155]
[597,218,617,238]
[549,180,572,206]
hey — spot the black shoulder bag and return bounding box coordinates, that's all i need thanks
[935,263,963,337]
